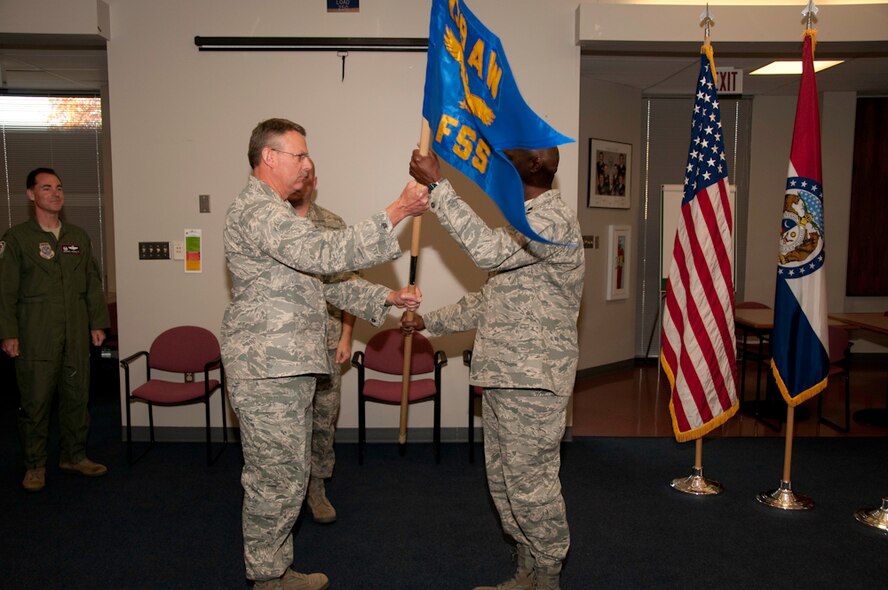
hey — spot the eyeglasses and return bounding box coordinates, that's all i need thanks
[271,148,310,163]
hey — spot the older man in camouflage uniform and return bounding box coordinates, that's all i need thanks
[223,118,428,590]
[404,147,584,590]
[287,163,355,524]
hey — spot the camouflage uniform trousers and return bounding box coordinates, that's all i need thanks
[482,388,570,567]
[310,347,341,479]
[228,375,316,581]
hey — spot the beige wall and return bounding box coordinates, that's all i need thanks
[576,78,642,369]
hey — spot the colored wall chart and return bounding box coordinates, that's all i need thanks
[185,229,202,273]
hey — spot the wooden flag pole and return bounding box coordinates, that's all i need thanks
[398,119,432,445]
[782,405,796,482]
[756,404,814,509]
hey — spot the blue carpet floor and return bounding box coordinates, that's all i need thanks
[2,362,887,588]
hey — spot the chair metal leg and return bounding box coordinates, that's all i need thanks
[468,386,475,463]
[738,332,748,403]
[128,401,156,465]
[126,397,133,465]
[206,390,228,466]
[205,398,212,466]
[818,376,851,433]
[434,393,441,464]
[358,396,365,465]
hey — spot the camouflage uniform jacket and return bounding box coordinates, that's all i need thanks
[303,202,359,350]
[422,180,584,397]
[0,219,109,367]
[222,175,399,380]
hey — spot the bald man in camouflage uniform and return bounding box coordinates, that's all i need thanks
[223,118,428,590]
[405,147,584,590]
[287,163,356,524]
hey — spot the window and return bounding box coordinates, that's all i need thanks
[0,95,106,287]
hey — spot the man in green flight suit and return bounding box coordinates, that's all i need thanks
[0,167,110,493]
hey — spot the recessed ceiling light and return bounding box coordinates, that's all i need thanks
[750,60,844,75]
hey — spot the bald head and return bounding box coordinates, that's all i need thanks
[536,147,559,181]
[504,146,560,199]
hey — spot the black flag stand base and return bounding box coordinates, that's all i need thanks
[756,479,814,510]
[671,466,723,496]
[854,497,888,533]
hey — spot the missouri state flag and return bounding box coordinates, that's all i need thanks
[422,0,573,243]
[660,48,739,442]
[771,31,829,406]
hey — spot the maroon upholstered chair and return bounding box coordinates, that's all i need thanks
[120,326,227,465]
[463,350,483,463]
[817,325,853,432]
[352,328,445,465]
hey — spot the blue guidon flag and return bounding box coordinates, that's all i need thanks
[771,30,829,406]
[422,0,573,243]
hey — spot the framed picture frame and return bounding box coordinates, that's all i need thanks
[587,138,631,209]
[606,225,630,300]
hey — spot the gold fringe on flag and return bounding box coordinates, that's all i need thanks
[701,42,717,83]
[803,28,817,55]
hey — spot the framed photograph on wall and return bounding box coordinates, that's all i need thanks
[588,138,631,209]
[607,225,630,300]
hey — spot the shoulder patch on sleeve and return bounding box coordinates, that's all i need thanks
[0,240,5,258]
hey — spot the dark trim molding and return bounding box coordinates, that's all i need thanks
[194,36,428,52]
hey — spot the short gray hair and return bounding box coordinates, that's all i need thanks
[247,118,307,168]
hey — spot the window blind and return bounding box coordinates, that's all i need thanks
[0,95,105,286]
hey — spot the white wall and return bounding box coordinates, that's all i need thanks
[100,0,581,434]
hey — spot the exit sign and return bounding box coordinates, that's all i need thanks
[717,67,743,95]
[327,0,359,12]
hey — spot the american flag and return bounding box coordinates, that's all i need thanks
[660,50,739,442]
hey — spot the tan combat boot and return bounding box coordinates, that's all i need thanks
[532,563,561,590]
[23,467,46,492]
[59,458,108,477]
[254,568,329,590]
[473,544,534,590]
[306,477,336,524]
[253,568,330,590]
